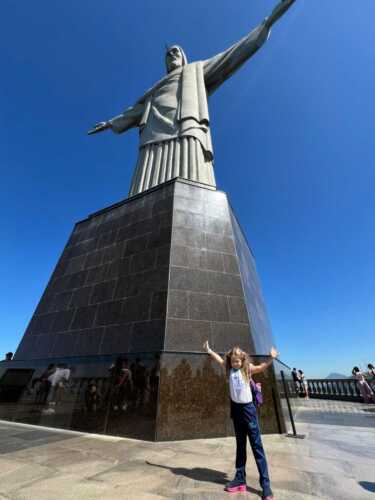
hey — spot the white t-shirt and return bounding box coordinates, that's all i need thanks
[48,368,70,387]
[229,368,252,404]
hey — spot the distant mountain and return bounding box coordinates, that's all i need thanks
[326,373,348,379]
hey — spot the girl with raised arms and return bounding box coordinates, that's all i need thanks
[203,340,278,498]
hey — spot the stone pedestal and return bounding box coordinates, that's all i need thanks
[0,179,288,440]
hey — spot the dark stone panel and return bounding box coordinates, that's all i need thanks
[32,314,56,335]
[66,255,87,275]
[169,267,209,293]
[148,226,172,250]
[173,210,205,231]
[33,334,56,358]
[164,319,210,351]
[156,353,230,441]
[204,251,224,272]
[115,274,144,300]
[85,249,103,269]
[90,280,117,304]
[156,245,170,268]
[204,216,232,236]
[130,320,165,352]
[123,295,151,322]
[150,291,167,320]
[95,300,124,326]
[51,310,75,333]
[188,293,209,321]
[74,328,105,356]
[130,249,156,274]
[34,293,54,315]
[123,235,149,256]
[210,322,253,353]
[207,295,230,322]
[53,259,69,278]
[50,292,73,312]
[51,333,77,357]
[143,268,169,293]
[170,245,202,269]
[223,253,240,275]
[52,276,70,293]
[173,226,205,248]
[173,195,204,215]
[188,293,230,322]
[98,229,118,248]
[102,243,123,264]
[156,352,282,441]
[206,233,235,255]
[207,271,243,297]
[85,265,109,285]
[167,290,189,319]
[100,324,133,355]
[68,271,88,290]
[70,286,93,308]
[117,218,154,241]
[68,238,97,259]
[227,296,249,324]
[71,305,97,330]
[152,196,173,215]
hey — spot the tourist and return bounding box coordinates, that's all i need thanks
[85,381,102,413]
[203,340,277,499]
[298,370,309,399]
[4,352,13,361]
[35,363,56,405]
[292,368,300,393]
[109,357,132,411]
[352,367,374,403]
[367,364,375,391]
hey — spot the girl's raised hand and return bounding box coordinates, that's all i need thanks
[203,340,210,352]
[270,347,279,359]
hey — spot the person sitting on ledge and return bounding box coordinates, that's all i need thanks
[203,340,278,499]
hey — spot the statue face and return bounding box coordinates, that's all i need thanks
[166,46,184,72]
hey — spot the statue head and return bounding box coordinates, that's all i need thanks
[165,45,187,73]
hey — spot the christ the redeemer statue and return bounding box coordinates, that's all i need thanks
[89,0,297,197]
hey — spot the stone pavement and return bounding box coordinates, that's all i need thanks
[0,400,374,500]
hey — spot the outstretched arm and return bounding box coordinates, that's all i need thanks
[88,102,144,136]
[250,347,279,375]
[204,0,297,95]
[265,0,296,29]
[203,341,225,369]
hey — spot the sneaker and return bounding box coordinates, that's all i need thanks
[224,467,246,493]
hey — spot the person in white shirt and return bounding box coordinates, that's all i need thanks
[203,341,278,499]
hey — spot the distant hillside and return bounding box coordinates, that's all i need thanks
[326,373,348,379]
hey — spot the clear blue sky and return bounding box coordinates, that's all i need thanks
[1,0,374,378]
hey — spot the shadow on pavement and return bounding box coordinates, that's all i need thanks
[146,461,262,496]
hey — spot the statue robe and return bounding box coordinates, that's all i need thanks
[109,20,271,196]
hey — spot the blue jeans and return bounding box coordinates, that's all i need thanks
[231,401,272,497]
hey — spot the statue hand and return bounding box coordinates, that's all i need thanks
[87,121,111,135]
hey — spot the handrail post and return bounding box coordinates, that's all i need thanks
[280,370,305,440]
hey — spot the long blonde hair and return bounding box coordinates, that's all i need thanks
[225,346,251,383]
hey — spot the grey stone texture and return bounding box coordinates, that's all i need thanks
[0,399,374,500]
